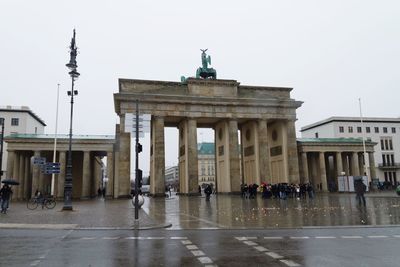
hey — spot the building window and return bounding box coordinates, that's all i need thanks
[11,118,19,126]
[339,126,344,133]
[0,118,4,125]
[389,139,393,150]
[374,127,379,133]
[348,126,353,133]
[366,127,370,133]
[385,140,389,150]
[382,155,386,166]
[357,127,362,133]
[383,127,388,133]
[315,132,319,138]
[390,154,395,166]
[392,127,396,134]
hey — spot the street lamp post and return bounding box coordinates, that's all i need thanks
[63,29,80,211]
[0,118,4,181]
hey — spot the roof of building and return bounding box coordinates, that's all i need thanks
[301,116,400,132]
[5,133,115,140]
[0,106,46,126]
[198,142,215,155]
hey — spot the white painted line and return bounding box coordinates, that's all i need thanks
[341,236,363,239]
[235,237,248,241]
[280,259,301,266]
[81,237,96,240]
[245,237,257,240]
[125,237,144,240]
[243,241,257,246]
[186,245,199,250]
[198,257,213,264]
[315,236,336,239]
[191,250,206,256]
[367,236,388,238]
[290,236,309,239]
[254,246,269,252]
[181,240,192,245]
[264,236,283,239]
[146,237,165,240]
[102,237,119,240]
[61,229,74,239]
[393,235,400,238]
[170,237,187,240]
[30,260,41,266]
[265,252,283,259]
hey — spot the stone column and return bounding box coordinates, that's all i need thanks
[6,150,15,179]
[31,151,40,197]
[336,152,343,176]
[106,152,114,198]
[24,155,30,199]
[286,120,300,184]
[81,151,91,199]
[187,119,199,194]
[18,153,25,200]
[150,116,165,196]
[12,152,20,200]
[352,152,360,176]
[228,120,241,192]
[319,152,328,191]
[369,152,377,179]
[57,151,66,199]
[301,152,309,183]
[258,120,271,181]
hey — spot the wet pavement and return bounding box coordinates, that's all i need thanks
[0,191,399,230]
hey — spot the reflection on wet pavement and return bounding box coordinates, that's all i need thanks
[143,193,400,229]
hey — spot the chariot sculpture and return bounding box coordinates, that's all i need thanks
[195,49,217,79]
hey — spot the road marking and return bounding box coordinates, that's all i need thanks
[235,237,248,241]
[198,257,213,264]
[290,236,309,239]
[265,252,284,259]
[393,235,400,238]
[81,237,96,240]
[245,237,257,240]
[191,250,206,256]
[280,259,301,266]
[186,245,199,250]
[367,236,388,238]
[125,237,144,240]
[243,241,258,246]
[146,237,165,240]
[315,236,336,239]
[341,236,363,239]
[254,246,269,252]
[181,240,192,245]
[61,229,74,239]
[170,236,187,240]
[102,237,119,240]
[264,236,283,239]
[30,260,41,266]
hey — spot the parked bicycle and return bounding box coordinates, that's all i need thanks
[27,196,56,210]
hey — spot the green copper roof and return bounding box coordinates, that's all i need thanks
[5,133,115,140]
[297,138,372,144]
[198,142,215,155]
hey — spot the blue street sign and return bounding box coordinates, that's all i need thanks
[33,157,46,165]
[43,162,61,174]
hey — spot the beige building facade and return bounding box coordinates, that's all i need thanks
[114,78,303,196]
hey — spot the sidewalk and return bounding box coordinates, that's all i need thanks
[0,192,399,230]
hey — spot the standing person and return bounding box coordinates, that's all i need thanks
[204,184,212,201]
[307,183,314,199]
[0,184,13,214]
[355,180,366,206]
[102,187,106,198]
[97,187,102,198]
[198,185,202,196]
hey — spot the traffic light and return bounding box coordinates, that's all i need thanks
[136,143,142,153]
[137,169,143,188]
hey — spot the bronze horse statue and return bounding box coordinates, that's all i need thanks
[196,49,217,79]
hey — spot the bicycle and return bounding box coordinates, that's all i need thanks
[27,196,57,210]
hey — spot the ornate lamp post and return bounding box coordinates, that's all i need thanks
[63,29,80,211]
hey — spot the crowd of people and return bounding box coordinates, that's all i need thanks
[241,182,315,200]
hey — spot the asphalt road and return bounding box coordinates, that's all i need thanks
[1,227,400,267]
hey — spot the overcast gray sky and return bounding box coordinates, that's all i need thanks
[1,1,400,173]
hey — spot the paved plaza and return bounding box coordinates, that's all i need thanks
[0,191,399,230]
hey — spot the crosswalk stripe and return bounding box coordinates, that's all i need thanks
[280,259,301,266]
[265,252,283,259]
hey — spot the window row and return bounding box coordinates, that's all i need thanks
[381,138,394,151]
[0,117,19,126]
[382,154,396,166]
[339,126,396,134]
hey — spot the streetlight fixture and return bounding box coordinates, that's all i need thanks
[63,29,80,211]
[0,118,4,181]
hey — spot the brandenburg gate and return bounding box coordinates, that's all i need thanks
[114,77,303,196]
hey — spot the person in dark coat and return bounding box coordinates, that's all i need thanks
[355,180,366,206]
[204,184,212,201]
[0,184,13,214]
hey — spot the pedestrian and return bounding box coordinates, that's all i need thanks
[204,184,212,201]
[0,184,13,214]
[102,187,106,198]
[355,180,366,206]
[198,185,202,196]
[97,187,102,198]
[307,183,314,199]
